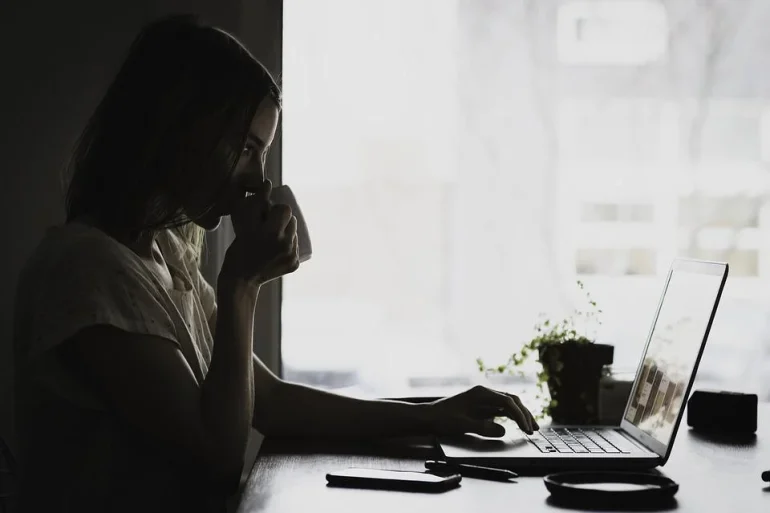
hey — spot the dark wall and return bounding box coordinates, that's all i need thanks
[0,0,247,454]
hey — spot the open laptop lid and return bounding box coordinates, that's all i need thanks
[619,258,728,464]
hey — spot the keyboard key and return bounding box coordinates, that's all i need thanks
[531,428,632,455]
[585,432,622,450]
[595,432,635,453]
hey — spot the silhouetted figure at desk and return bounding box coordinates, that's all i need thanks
[13,14,537,513]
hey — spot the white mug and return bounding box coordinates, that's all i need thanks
[270,184,312,263]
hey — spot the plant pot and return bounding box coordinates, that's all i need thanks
[538,341,614,425]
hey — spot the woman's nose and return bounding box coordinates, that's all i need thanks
[247,162,267,187]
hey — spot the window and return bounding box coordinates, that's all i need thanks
[699,103,762,162]
[581,203,655,223]
[557,0,668,65]
[559,100,668,162]
[282,0,770,401]
[576,249,657,276]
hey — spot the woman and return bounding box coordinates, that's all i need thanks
[13,14,537,513]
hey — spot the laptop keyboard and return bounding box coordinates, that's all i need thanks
[526,428,632,454]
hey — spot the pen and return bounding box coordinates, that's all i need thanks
[425,460,518,481]
[762,470,769,483]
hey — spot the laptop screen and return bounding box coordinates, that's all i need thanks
[622,264,725,448]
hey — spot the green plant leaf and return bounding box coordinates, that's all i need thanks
[472,279,603,419]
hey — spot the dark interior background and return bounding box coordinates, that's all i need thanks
[0,0,280,455]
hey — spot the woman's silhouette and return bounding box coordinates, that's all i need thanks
[13,14,537,512]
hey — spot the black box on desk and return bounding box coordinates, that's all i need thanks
[687,389,757,434]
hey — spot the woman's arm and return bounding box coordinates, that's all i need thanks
[70,277,258,493]
[250,354,431,438]
[209,310,535,438]
[201,278,258,475]
[207,307,423,438]
[205,284,533,439]
[250,357,536,439]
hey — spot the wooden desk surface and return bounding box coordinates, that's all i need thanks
[238,405,770,513]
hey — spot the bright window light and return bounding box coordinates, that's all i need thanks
[282,0,770,401]
[557,0,668,65]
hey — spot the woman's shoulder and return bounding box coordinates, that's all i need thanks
[13,223,180,364]
[24,222,134,272]
[17,223,147,299]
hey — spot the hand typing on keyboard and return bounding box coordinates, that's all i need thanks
[428,385,539,436]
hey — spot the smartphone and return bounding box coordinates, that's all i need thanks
[326,468,461,493]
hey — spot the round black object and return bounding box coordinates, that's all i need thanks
[544,471,678,509]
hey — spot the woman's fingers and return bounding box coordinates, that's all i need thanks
[283,215,298,241]
[498,393,533,434]
[266,203,293,233]
[284,233,300,273]
[471,386,533,434]
[509,393,539,431]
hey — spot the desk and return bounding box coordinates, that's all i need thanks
[238,405,770,513]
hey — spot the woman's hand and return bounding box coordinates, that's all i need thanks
[426,385,539,437]
[221,180,300,286]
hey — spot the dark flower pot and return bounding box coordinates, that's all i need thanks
[538,341,614,425]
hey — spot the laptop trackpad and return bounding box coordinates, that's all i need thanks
[439,432,536,458]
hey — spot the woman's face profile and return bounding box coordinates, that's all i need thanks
[187,96,280,231]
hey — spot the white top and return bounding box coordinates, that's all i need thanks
[13,222,224,512]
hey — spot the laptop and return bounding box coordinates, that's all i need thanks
[438,258,729,471]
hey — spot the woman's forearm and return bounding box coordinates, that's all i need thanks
[257,380,433,439]
[199,278,257,483]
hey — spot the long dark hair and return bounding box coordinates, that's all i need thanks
[65,14,281,261]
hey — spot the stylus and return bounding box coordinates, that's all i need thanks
[425,460,518,481]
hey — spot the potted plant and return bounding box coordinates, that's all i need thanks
[477,281,613,424]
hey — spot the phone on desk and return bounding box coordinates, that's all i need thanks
[326,468,461,493]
